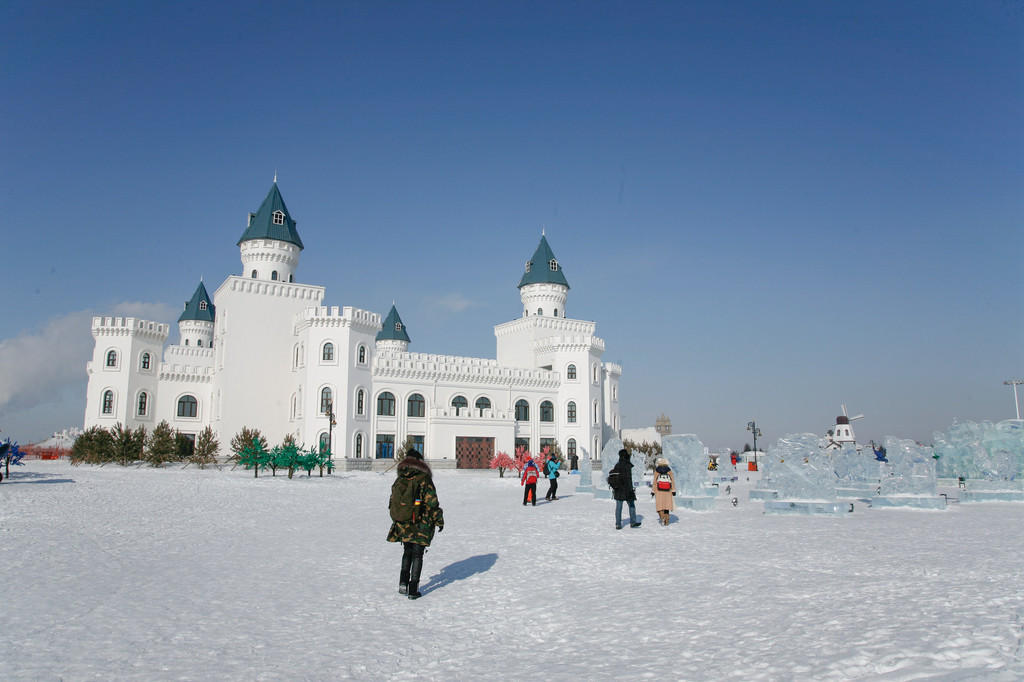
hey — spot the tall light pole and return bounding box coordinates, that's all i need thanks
[747,421,762,470]
[1004,379,1023,420]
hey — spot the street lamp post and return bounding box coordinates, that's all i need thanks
[325,399,336,473]
[747,421,762,470]
[1004,379,1024,420]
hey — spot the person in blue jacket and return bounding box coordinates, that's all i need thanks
[544,451,561,501]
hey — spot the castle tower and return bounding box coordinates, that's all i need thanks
[178,281,215,348]
[376,304,411,352]
[84,317,169,429]
[237,181,304,283]
[518,234,569,319]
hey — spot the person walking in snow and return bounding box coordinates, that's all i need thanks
[387,449,444,600]
[651,457,676,526]
[521,457,540,506]
[608,448,641,529]
[544,451,561,501]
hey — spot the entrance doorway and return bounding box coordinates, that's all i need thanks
[455,436,494,469]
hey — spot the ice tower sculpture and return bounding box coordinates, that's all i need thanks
[576,447,595,494]
[594,438,626,500]
[934,420,1024,501]
[762,434,850,515]
[872,437,946,509]
[663,434,715,511]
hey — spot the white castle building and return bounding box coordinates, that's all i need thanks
[84,182,622,467]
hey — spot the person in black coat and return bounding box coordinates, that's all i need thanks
[609,448,640,529]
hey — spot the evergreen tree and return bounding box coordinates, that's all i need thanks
[238,437,270,477]
[190,426,220,469]
[296,444,318,476]
[70,426,114,466]
[174,432,194,462]
[145,421,177,467]
[270,438,300,478]
[111,423,146,467]
[230,427,268,467]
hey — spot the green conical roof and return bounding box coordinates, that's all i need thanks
[518,235,569,289]
[178,281,215,323]
[237,182,304,249]
[376,305,411,343]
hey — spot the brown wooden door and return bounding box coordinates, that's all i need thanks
[455,436,494,469]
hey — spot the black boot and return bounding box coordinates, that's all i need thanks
[407,555,423,600]
[399,548,413,595]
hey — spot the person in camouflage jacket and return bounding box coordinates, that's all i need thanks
[387,450,444,599]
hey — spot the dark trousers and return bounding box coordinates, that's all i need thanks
[545,478,558,500]
[523,483,537,505]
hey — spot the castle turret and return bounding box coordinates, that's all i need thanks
[518,234,569,319]
[375,304,410,352]
[178,281,215,348]
[237,181,303,283]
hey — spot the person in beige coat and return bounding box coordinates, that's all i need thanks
[651,457,676,526]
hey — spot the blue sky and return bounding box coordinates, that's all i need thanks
[1,1,1021,451]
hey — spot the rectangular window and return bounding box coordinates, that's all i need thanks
[412,435,424,457]
[376,434,395,459]
[515,437,530,453]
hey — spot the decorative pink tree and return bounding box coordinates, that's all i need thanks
[489,451,515,478]
[513,445,533,476]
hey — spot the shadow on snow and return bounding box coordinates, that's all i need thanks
[421,553,498,596]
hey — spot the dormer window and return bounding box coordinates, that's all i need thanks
[199,301,207,311]
[272,210,285,226]
[525,261,532,273]
[549,259,558,271]
[395,322,402,332]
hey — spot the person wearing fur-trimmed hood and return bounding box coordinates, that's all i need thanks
[651,457,676,526]
[387,450,444,600]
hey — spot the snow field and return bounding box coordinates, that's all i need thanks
[1,461,1023,681]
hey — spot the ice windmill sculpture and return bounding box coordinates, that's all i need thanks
[827,404,864,450]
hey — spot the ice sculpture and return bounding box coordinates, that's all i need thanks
[933,420,1024,486]
[576,447,595,494]
[594,438,626,499]
[878,437,938,496]
[662,434,707,495]
[662,434,715,510]
[765,434,836,501]
[832,444,882,486]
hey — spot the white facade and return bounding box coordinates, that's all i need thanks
[84,184,622,465]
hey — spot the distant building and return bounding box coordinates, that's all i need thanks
[83,182,622,466]
[655,413,672,436]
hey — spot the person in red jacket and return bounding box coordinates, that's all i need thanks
[521,458,539,506]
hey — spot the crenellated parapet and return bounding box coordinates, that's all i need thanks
[294,305,381,334]
[165,345,214,362]
[374,350,560,389]
[533,333,606,355]
[494,316,596,338]
[221,276,324,302]
[603,362,622,376]
[158,363,214,383]
[91,316,170,342]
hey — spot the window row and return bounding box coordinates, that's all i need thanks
[104,350,156,371]
[100,390,199,419]
[250,269,295,283]
[294,342,369,369]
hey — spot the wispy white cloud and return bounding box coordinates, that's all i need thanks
[0,302,176,414]
[427,293,475,314]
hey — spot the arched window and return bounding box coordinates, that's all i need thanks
[105,350,118,368]
[319,432,330,452]
[475,397,491,415]
[566,364,576,380]
[102,390,114,414]
[377,391,395,416]
[568,438,577,458]
[197,339,203,347]
[184,339,189,346]
[356,389,365,416]
[137,392,148,417]
[251,269,257,278]
[272,210,285,225]
[321,387,333,414]
[141,352,151,370]
[322,342,334,362]
[289,274,294,283]
[612,385,617,400]
[593,401,600,425]
[567,401,577,423]
[177,395,198,418]
[593,364,599,383]
[515,399,530,422]
[549,258,558,271]
[271,270,279,281]
[537,308,543,316]
[355,433,363,458]
[554,309,558,317]
[408,393,425,418]
[540,400,554,422]
[451,395,468,413]
[358,346,366,364]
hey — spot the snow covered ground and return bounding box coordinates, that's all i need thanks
[2,460,1023,681]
